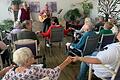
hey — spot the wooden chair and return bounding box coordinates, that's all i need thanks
[45,27,64,55]
[69,36,100,57]
[88,60,120,80]
[98,34,115,51]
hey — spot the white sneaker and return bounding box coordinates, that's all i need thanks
[46,43,51,47]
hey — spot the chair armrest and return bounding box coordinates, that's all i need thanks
[98,41,102,44]
[0,49,6,54]
[0,45,9,54]
[31,64,43,68]
[39,76,50,80]
[68,50,77,56]
[69,46,82,53]
[88,64,116,80]
[101,65,116,75]
[75,48,83,56]
[75,48,82,53]
[69,47,83,56]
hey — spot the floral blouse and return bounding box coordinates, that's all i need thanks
[2,66,61,80]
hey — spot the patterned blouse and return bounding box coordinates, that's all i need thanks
[2,66,61,80]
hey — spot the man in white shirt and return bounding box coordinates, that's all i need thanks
[72,31,120,80]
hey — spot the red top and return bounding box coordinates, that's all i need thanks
[20,8,30,22]
[40,25,72,38]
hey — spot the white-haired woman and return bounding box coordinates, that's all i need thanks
[66,22,97,56]
[73,17,93,40]
[2,47,72,80]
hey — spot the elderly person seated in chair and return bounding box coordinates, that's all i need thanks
[0,66,13,78]
[73,17,92,41]
[109,17,118,35]
[71,31,120,80]
[37,17,73,47]
[66,22,97,56]
[95,16,105,32]
[2,47,72,80]
[99,22,113,35]
[7,21,22,41]
[17,20,39,45]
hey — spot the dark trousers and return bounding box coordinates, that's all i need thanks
[42,18,51,32]
[0,49,10,66]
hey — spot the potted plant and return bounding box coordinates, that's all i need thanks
[0,19,14,31]
[81,0,93,17]
[64,8,81,22]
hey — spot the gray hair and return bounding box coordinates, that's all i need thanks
[22,1,28,7]
[85,22,95,31]
[84,17,92,24]
[21,20,30,29]
[13,47,33,66]
[14,21,21,29]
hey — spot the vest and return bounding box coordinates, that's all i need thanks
[20,8,30,22]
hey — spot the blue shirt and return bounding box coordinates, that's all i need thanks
[71,31,97,50]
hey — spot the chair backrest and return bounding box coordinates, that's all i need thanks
[14,39,37,56]
[11,33,17,42]
[17,31,37,40]
[99,34,115,50]
[114,65,120,80]
[98,26,103,32]
[83,35,100,56]
[50,27,64,42]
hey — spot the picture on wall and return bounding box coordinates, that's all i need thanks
[29,2,40,13]
[47,2,57,12]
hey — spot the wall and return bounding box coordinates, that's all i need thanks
[0,0,98,22]
[0,0,13,22]
[28,0,99,21]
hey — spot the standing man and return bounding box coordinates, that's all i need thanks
[39,3,52,32]
[17,2,31,23]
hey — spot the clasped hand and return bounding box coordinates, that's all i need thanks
[65,56,80,63]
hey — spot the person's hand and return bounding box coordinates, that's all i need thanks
[71,56,80,62]
[35,31,40,34]
[69,27,75,30]
[59,56,73,70]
